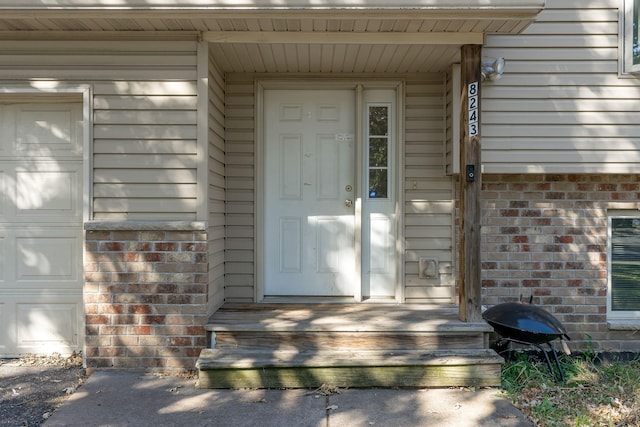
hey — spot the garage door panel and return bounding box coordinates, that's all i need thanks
[14,105,82,156]
[0,232,5,283]
[16,168,81,217]
[16,302,79,352]
[0,168,7,219]
[16,236,79,283]
[0,228,81,289]
[0,163,83,223]
[0,107,8,155]
[0,303,6,352]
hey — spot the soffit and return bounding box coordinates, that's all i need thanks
[0,2,544,73]
[0,13,540,33]
[0,0,545,12]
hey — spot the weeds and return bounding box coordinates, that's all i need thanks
[501,352,640,426]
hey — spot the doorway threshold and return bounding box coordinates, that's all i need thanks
[260,296,359,304]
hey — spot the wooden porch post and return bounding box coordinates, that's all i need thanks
[458,44,483,322]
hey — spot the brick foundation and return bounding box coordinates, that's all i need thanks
[84,223,208,370]
[481,174,640,351]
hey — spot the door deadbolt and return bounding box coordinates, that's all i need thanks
[345,185,353,192]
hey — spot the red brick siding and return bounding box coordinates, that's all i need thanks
[481,174,640,352]
[84,229,208,370]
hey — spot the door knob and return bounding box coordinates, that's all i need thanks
[345,199,353,208]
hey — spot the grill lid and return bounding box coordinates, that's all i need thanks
[482,302,570,343]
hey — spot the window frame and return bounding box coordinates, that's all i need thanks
[621,0,640,74]
[607,211,640,320]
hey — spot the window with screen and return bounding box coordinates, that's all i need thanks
[609,214,640,317]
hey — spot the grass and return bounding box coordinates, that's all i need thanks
[501,350,640,426]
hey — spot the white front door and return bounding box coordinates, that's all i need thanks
[263,89,356,297]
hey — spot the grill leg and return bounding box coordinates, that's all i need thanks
[529,342,559,382]
[546,342,565,382]
[496,338,565,382]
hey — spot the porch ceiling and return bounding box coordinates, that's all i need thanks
[0,2,544,74]
[209,41,464,73]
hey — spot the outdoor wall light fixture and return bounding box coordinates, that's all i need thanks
[481,57,505,81]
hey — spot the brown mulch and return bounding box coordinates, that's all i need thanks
[0,353,86,427]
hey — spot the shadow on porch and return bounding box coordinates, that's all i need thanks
[196,303,503,389]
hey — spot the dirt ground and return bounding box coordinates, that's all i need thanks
[0,353,86,427]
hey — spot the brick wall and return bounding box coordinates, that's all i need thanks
[481,174,640,352]
[84,224,208,370]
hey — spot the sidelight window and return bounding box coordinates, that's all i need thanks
[622,0,640,74]
[367,105,390,199]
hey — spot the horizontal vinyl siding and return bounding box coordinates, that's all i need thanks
[224,74,255,302]
[404,75,455,303]
[482,0,640,173]
[0,40,200,219]
[444,65,459,175]
[208,55,226,313]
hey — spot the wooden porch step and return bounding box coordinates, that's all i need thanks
[205,303,492,333]
[205,303,492,352]
[198,303,500,388]
[196,348,503,389]
[212,330,487,351]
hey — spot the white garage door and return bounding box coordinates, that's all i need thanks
[0,101,84,357]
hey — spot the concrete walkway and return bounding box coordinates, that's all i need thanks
[43,371,534,426]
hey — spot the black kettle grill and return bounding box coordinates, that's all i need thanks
[482,301,571,381]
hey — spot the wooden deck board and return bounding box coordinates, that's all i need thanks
[198,349,503,369]
[197,349,503,389]
[213,330,485,351]
[205,303,492,333]
[197,365,503,389]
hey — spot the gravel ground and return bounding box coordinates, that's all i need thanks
[0,353,86,427]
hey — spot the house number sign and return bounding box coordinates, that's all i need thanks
[468,81,479,137]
